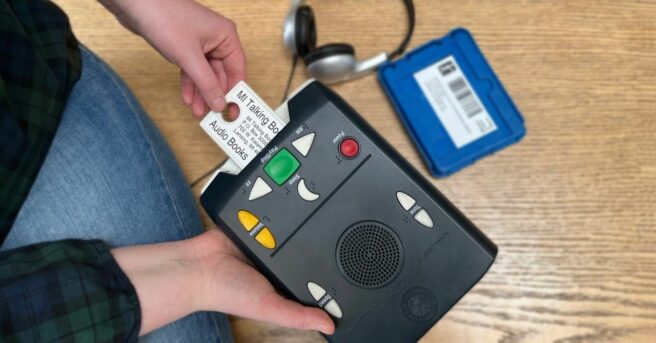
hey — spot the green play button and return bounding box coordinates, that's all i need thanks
[264,148,300,185]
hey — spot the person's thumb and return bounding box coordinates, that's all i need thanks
[179,51,226,112]
[256,292,335,335]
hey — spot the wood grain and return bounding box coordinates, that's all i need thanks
[54,0,656,342]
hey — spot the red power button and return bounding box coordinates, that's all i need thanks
[339,137,360,159]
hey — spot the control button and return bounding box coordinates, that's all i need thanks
[264,148,300,185]
[238,210,259,231]
[396,191,416,211]
[297,179,319,201]
[339,137,359,159]
[324,299,343,319]
[414,209,434,229]
[254,227,276,249]
[307,282,326,301]
[249,177,272,201]
[292,133,315,157]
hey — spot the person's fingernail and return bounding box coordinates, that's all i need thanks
[318,324,332,335]
[211,98,226,112]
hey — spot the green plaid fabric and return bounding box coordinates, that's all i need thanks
[0,0,80,241]
[0,240,141,342]
[0,1,142,342]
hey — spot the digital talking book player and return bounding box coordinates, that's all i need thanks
[200,81,497,342]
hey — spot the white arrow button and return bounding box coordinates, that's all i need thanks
[324,299,343,318]
[414,208,434,228]
[396,191,416,211]
[248,177,272,201]
[292,132,315,157]
[307,282,326,301]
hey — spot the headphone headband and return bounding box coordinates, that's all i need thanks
[282,0,415,84]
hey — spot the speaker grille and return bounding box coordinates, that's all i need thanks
[337,221,402,288]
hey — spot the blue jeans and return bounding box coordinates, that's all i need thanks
[1,46,233,343]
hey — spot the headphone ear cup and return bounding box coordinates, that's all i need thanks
[303,43,355,65]
[303,43,356,83]
[295,5,317,57]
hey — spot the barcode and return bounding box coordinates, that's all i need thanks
[448,78,483,118]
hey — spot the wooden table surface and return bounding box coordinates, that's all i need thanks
[56,0,656,342]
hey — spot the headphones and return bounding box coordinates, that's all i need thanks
[283,0,415,84]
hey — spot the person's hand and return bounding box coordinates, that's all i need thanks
[99,0,246,117]
[191,229,335,334]
[112,229,335,336]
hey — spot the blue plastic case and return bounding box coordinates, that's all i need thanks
[379,28,526,177]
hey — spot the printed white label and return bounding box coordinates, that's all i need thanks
[413,56,497,148]
[200,81,286,169]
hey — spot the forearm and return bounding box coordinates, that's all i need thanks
[111,237,202,336]
[97,0,146,34]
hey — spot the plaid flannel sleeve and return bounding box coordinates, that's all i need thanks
[0,240,141,342]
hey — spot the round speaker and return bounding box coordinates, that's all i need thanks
[336,221,403,288]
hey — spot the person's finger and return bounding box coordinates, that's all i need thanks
[221,47,246,89]
[254,292,335,335]
[192,84,207,117]
[209,60,240,121]
[178,48,226,112]
[180,70,194,106]
[208,21,247,89]
[210,59,228,93]
[221,103,239,121]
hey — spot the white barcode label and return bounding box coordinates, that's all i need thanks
[414,56,496,148]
